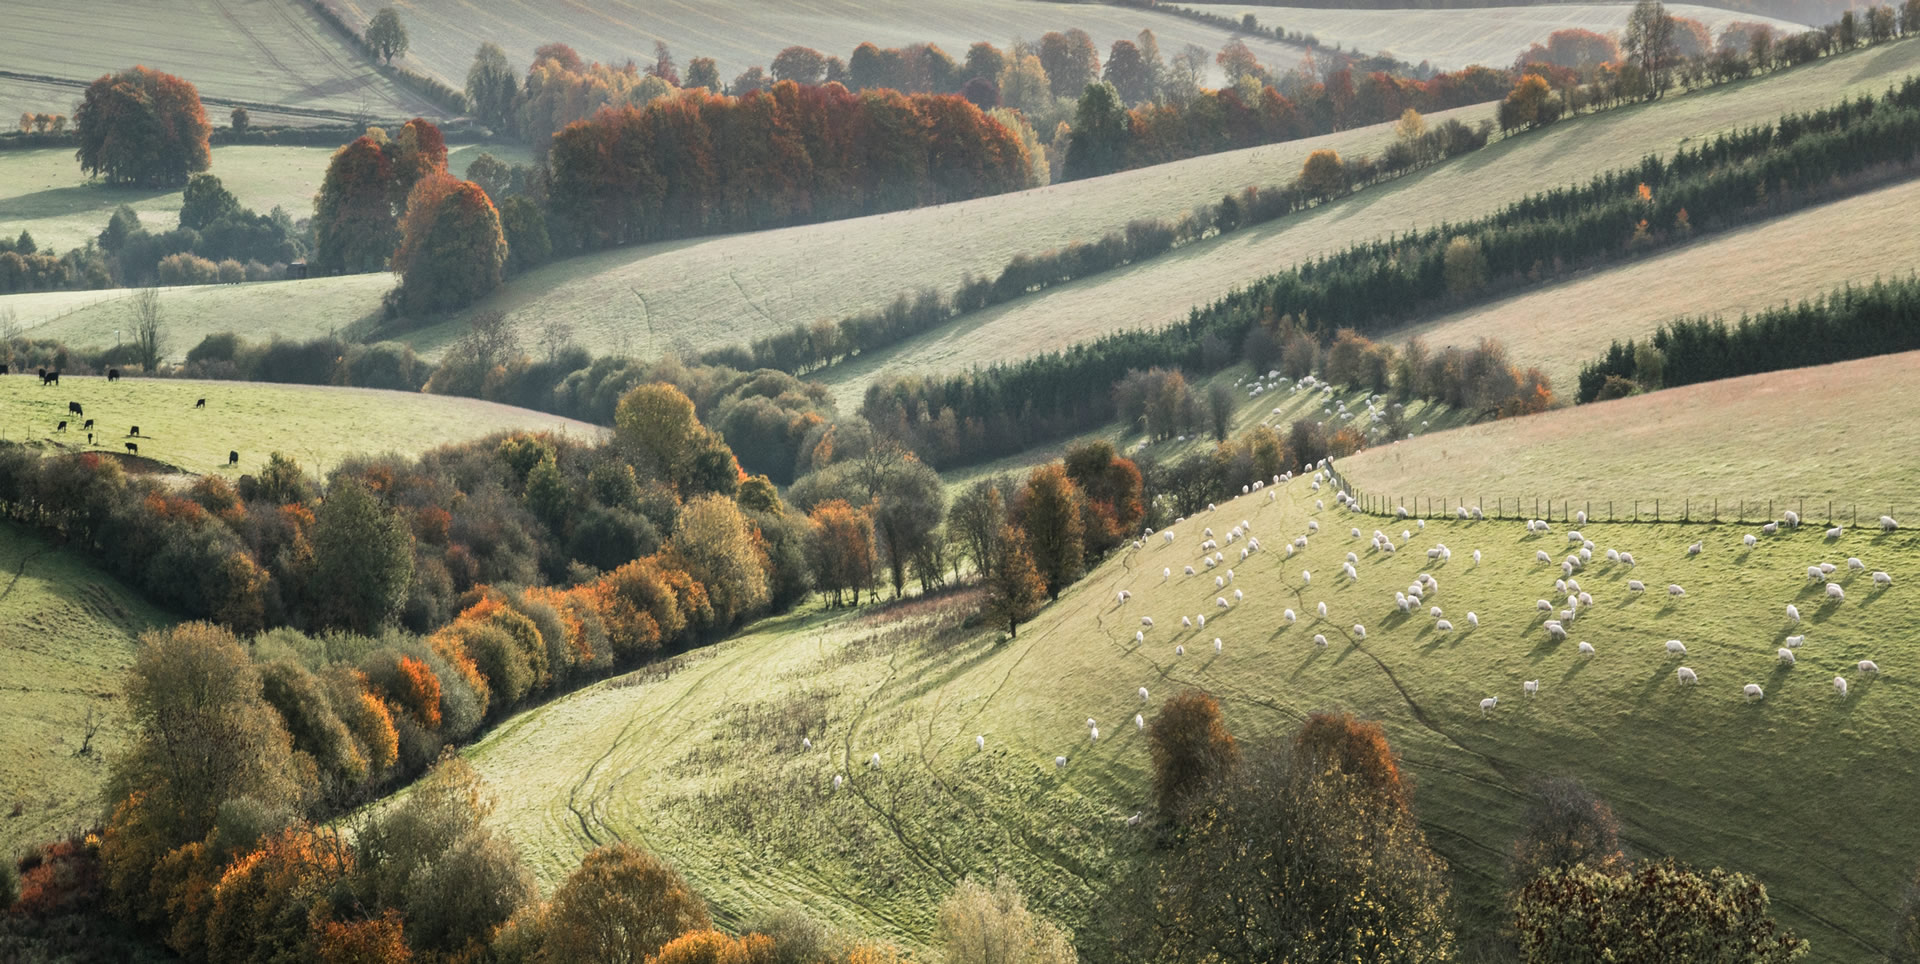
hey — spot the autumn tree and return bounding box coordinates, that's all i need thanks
[1146,690,1239,818]
[1515,859,1807,962]
[365,7,409,64]
[997,51,1051,110]
[314,136,399,274]
[392,172,507,314]
[1063,441,1142,555]
[650,930,779,964]
[616,383,719,490]
[686,57,721,92]
[1215,39,1261,86]
[809,499,875,605]
[1104,40,1155,105]
[946,477,1008,578]
[984,524,1047,637]
[1039,30,1102,99]
[1300,148,1346,199]
[667,493,770,625]
[131,286,165,372]
[771,46,829,85]
[1510,777,1625,885]
[544,843,711,962]
[466,43,520,133]
[74,66,211,186]
[936,876,1078,964]
[205,824,356,963]
[1014,463,1084,598]
[1290,712,1407,811]
[1500,74,1559,132]
[866,454,944,598]
[1443,235,1488,295]
[310,478,415,632]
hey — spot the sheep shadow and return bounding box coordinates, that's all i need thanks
[1639,665,1687,698]
[1558,658,1592,682]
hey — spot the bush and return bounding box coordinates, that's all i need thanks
[1146,689,1239,818]
[542,843,711,962]
[1510,777,1623,885]
[157,252,219,285]
[935,876,1077,964]
[1515,859,1807,962]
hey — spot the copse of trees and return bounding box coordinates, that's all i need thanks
[312,117,448,275]
[392,172,508,313]
[74,66,211,186]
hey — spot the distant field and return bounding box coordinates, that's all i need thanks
[819,40,1920,405]
[1339,350,1920,518]
[469,461,1920,958]
[331,0,1332,90]
[0,523,166,860]
[1393,176,1920,391]
[0,140,532,257]
[0,0,441,123]
[1182,3,1807,69]
[0,377,603,476]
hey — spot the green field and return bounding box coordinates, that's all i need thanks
[0,376,603,476]
[1339,350,1920,519]
[465,456,1920,958]
[1183,3,1807,70]
[0,522,168,860]
[0,0,440,124]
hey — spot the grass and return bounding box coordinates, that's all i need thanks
[1338,349,1920,519]
[464,457,1920,960]
[0,376,603,477]
[0,522,168,861]
[0,0,439,123]
[1182,3,1808,70]
[816,38,1920,405]
[0,140,533,260]
[1391,176,1920,390]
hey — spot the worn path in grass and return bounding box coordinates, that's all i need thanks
[0,377,603,477]
[0,523,167,859]
[467,465,1920,958]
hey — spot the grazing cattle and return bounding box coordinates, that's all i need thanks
[82,419,93,430]
[128,426,140,437]
[195,398,206,409]
[0,364,7,375]
[55,421,67,432]
[68,401,81,416]
[107,368,120,382]
[125,442,138,454]
[41,370,58,386]
[228,450,239,466]
[87,433,93,445]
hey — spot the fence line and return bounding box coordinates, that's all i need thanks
[1320,464,1910,529]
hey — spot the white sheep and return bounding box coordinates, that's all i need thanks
[1677,666,1698,684]
[977,734,986,751]
[1214,637,1224,653]
[1826,583,1845,601]
[1090,727,1099,743]
[1317,601,1328,618]
[1467,612,1479,628]
[1139,687,1150,703]
[1827,526,1845,539]
[1821,562,1837,574]
[1216,575,1225,588]
[1141,616,1155,628]
[1352,625,1366,639]
[1577,510,1588,525]
[1667,584,1686,597]
[1874,571,1893,587]
[1629,580,1646,593]
[1537,550,1552,563]
[834,774,844,789]
[1687,540,1703,556]
[1848,557,1866,571]
[1302,570,1312,585]
[1524,679,1539,696]
[871,752,883,769]
[1163,567,1172,581]
[1472,549,1482,565]
[1807,566,1825,583]
[1135,713,1145,730]
[1117,590,1132,604]
[1620,552,1636,567]
[1182,616,1193,628]
[1472,506,1485,520]
[1542,621,1564,640]
[1216,596,1231,609]
[1787,604,1800,622]
[1228,569,1236,582]
[1056,756,1068,770]
[1234,588,1244,602]
[1285,609,1297,623]
[1430,605,1444,618]
[1309,520,1320,532]
[1135,631,1144,643]
[1762,522,1779,535]
[1606,548,1620,562]
[1834,676,1850,697]
[1777,648,1796,665]
[1666,639,1687,656]
[1313,633,1329,647]
[1578,641,1595,655]
[1184,565,1196,576]
[1859,659,1880,674]
[1555,578,1568,594]
[802,737,813,750]
[1163,531,1176,544]
[1578,591,1594,607]
[1882,515,1899,531]
[1480,697,1498,717]
[1785,510,1801,526]
[1176,645,1186,656]
[1786,634,1804,648]
[1744,534,1757,547]
[1537,599,1554,612]
[1744,683,1764,701]
[1569,530,1585,544]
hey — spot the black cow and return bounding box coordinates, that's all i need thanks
[228,450,239,466]
[107,368,120,382]
[40,371,58,386]
[82,419,93,430]
[87,433,93,445]
[128,426,140,437]
[0,364,7,375]
[125,442,138,455]
[68,401,82,416]
[56,421,67,432]
[195,398,205,409]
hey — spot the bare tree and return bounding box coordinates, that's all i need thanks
[537,315,576,363]
[132,287,165,371]
[458,308,518,368]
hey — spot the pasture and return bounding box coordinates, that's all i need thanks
[0,0,440,123]
[819,39,1920,404]
[1338,350,1920,518]
[0,376,603,476]
[0,523,166,860]
[467,461,1920,959]
[1390,176,1920,390]
[1181,3,1808,70]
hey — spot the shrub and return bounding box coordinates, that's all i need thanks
[1515,859,1807,962]
[542,843,710,962]
[1510,777,1624,885]
[1146,690,1239,818]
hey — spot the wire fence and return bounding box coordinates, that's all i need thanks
[1322,464,1910,529]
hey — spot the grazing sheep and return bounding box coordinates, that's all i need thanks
[1827,526,1845,539]
[1569,531,1585,544]
[1808,566,1825,583]
[1117,590,1131,604]
[1141,616,1155,627]
[1403,529,1412,541]
[1197,615,1206,628]
[1687,541,1703,556]
[1472,549,1482,565]
[1786,635,1804,648]
[1537,550,1552,563]
[1787,604,1800,622]
[1874,571,1893,586]
[1430,605,1444,618]
[1524,679,1539,696]
[871,753,883,769]
[1538,599,1554,612]
[1351,528,1362,539]
[1745,534,1757,547]
[1214,637,1224,653]
[1234,588,1244,601]
[1834,676,1849,697]
[1578,641,1595,655]
[1346,552,1358,565]
[1480,697,1498,717]
[1778,648,1796,665]
[1467,612,1479,628]
[1090,727,1099,743]
[1436,619,1454,633]
[1578,591,1594,607]
[1182,616,1193,628]
[1352,624,1366,639]
[977,735,986,751]
[1628,580,1646,593]
[1216,575,1225,588]
[803,737,813,750]
[1164,531,1176,544]
[1302,570,1312,585]
[1580,547,1592,562]
[1136,714,1145,730]
[1457,507,1470,520]
[1744,683,1764,701]
[1785,510,1800,527]
[1472,506,1485,520]
[1667,584,1686,597]
[1619,552,1636,567]
[1881,515,1899,532]
[1317,601,1328,617]
[1135,631,1144,643]
[834,774,844,789]
[1849,557,1865,571]
[1567,578,1580,593]
[1184,566,1195,576]
[1313,633,1329,647]
[1285,609,1297,623]
[1859,659,1880,674]
[1163,567,1172,581]
[1217,597,1230,609]
[1666,640,1687,656]
[1677,666,1698,684]
[1176,645,1186,656]
[1555,579,1568,594]
[1827,583,1845,601]
[1309,520,1320,532]
[1056,756,1068,770]
[1762,522,1779,535]
[1228,569,1236,582]
[1606,548,1620,562]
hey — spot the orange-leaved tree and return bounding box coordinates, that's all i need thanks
[1147,689,1239,818]
[392,172,508,315]
[74,66,211,185]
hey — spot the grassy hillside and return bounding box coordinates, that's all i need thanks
[1181,3,1807,69]
[466,448,1920,959]
[0,377,603,476]
[0,523,167,860]
[336,0,1329,91]
[0,0,441,122]
[1339,350,1920,518]
[817,39,1920,406]
[1391,177,1920,390]
[0,141,530,258]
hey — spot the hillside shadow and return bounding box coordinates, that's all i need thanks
[0,183,174,221]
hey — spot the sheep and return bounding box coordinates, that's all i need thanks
[1197,614,1206,628]
[1744,683,1765,701]
[1785,510,1800,526]
[1216,575,1225,589]
[1578,591,1594,607]
[1882,515,1899,532]
[1834,676,1850,697]
[1467,612,1479,628]
[1234,588,1244,602]
[1436,619,1454,633]
[1313,633,1329,647]
[1667,584,1686,597]
[1606,548,1620,562]
[1426,605,1443,619]
[1480,697,1498,717]
[1666,639,1687,656]
[1555,579,1568,594]
[1687,541,1703,556]
[1285,609,1297,623]
[1628,580,1646,593]
[1537,599,1554,612]
[1807,566,1825,583]
[1090,727,1099,743]
[1874,571,1893,586]
[1135,714,1145,730]
[1216,597,1231,609]
[1351,528,1362,540]
[1619,552,1636,567]
[1578,641,1595,655]
[1345,551,1358,565]
[1580,547,1592,562]
[1566,554,1584,570]
[1403,529,1412,541]
[1302,570,1312,585]
[1163,567,1172,581]
[871,752,883,769]
[1457,506,1470,520]
[1778,648,1796,665]
[1827,526,1845,539]
[1163,531,1176,544]
[1677,666,1698,684]
[1785,635,1804,648]
[1537,550,1553,563]
[1567,578,1581,592]
[1569,530,1585,544]
[1056,756,1068,770]
[803,737,813,750]
[1309,520,1320,532]
[1543,621,1566,640]
[1317,601,1328,618]
[1117,590,1132,604]
[1762,522,1779,535]
[1848,557,1866,571]
[834,774,844,789]
[1184,566,1196,576]
[1827,583,1845,601]
[1228,569,1236,582]
[1141,616,1155,628]
[1214,637,1224,653]
[1135,631,1145,643]
[1471,506,1485,520]
[1472,549,1482,565]
[1524,679,1539,696]
[1352,625,1366,639]
[1859,659,1880,674]
[1182,616,1193,628]
[1176,645,1186,656]
[1744,534,1757,548]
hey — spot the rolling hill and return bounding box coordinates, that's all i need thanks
[0,0,442,124]
[464,408,1920,958]
[0,377,604,477]
[0,523,168,860]
[1181,3,1808,70]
